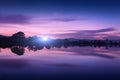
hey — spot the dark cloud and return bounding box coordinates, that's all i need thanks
[96,28,115,33]
[50,18,80,22]
[78,28,115,33]
[0,14,30,24]
[52,28,119,39]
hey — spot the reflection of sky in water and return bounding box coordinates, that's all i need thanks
[0,47,120,80]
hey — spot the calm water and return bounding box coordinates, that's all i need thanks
[0,47,120,80]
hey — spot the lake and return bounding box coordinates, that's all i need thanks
[0,47,120,80]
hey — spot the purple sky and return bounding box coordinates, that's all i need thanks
[0,0,120,39]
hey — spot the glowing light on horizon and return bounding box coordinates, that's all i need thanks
[41,36,49,41]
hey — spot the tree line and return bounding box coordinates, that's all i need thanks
[0,32,120,55]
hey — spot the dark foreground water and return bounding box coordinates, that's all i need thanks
[0,47,120,80]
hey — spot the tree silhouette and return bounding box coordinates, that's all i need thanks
[11,31,25,38]
[0,31,119,55]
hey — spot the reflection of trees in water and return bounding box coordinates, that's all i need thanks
[0,32,120,55]
[11,46,25,55]
[27,45,44,51]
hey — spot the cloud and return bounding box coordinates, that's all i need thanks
[79,28,115,33]
[50,18,80,22]
[95,28,115,33]
[0,14,30,24]
[51,28,119,39]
